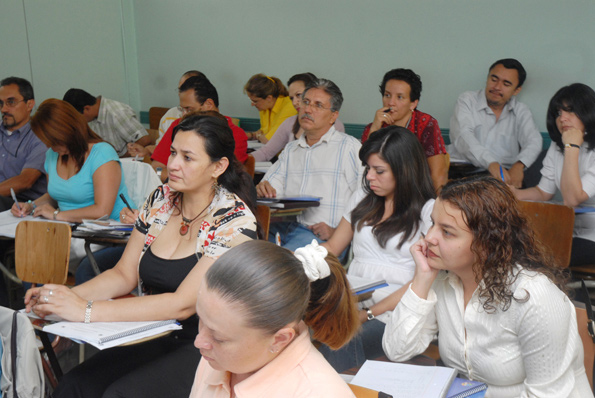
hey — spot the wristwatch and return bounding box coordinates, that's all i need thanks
[363,307,375,321]
[53,209,60,220]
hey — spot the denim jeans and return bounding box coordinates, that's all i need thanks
[268,221,348,261]
[75,246,126,285]
[318,319,386,373]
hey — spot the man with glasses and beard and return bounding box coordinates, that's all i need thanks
[0,77,47,211]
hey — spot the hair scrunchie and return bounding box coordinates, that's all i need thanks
[294,240,330,282]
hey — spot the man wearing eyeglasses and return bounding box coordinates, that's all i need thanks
[257,78,362,254]
[148,76,249,182]
[0,77,47,212]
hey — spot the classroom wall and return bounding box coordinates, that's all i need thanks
[0,0,140,112]
[133,0,595,132]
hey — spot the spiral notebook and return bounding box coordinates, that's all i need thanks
[446,378,487,398]
[42,319,181,350]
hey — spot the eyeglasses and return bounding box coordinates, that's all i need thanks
[249,97,263,105]
[300,99,332,112]
[0,98,26,109]
[177,105,195,115]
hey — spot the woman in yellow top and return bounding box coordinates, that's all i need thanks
[244,74,297,143]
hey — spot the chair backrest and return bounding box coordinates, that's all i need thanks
[348,384,380,397]
[244,154,255,178]
[0,308,45,398]
[517,200,575,268]
[576,305,595,390]
[15,221,71,285]
[121,159,163,209]
[255,205,270,240]
[148,107,170,130]
[146,128,160,145]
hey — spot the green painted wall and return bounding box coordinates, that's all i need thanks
[133,0,595,133]
[0,0,140,113]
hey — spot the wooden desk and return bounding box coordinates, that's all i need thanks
[71,230,129,276]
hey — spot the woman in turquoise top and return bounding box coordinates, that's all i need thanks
[12,99,131,221]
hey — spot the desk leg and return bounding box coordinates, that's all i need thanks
[39,331,63,381]
[84,240,101,276]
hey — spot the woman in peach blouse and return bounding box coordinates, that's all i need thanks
[190,240,359,398]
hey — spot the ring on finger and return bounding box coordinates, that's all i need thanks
[49,289,53,296]
[43,295,49,303]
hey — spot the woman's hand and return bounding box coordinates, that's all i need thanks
[25,284,87,322]
[308,222,335,241]
[409,237,439,299]
[561,127,584,147]
[11,201,34,218]
[33,203,57,220]
[120,207,139,223]
[370,107,395,132]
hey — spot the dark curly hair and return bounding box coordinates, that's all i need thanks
[439,175,569,313]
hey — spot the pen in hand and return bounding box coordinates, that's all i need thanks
[499,165,505,182]
[119,194,134,212]
[10,188,21,212]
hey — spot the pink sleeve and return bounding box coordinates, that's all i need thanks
[252,116,296,162]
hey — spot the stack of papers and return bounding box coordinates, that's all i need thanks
[77,219,134,236]
[350,360,457,398]
[257,196,321,209]
[42,319,181,350]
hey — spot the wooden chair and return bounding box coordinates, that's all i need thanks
[255,205,271,240]
[243,154,255,178]
[576,304,595,390]
[348,384,381,397]
[14,221,72,388]
[148,107,170,130]
[517,201,575,268]
[15,221,71,286]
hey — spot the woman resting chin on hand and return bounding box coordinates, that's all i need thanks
[382,175,593,397]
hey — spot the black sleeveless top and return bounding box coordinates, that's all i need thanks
[138,245,199,336]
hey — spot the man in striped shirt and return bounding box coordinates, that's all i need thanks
[257,78,362,253]
[63,88,151,157]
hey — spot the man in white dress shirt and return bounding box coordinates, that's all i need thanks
[449,58,542,188]
[256,79,362,254]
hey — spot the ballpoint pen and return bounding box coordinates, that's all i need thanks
[10,188,21,211]
[499,165,505,182]
[120,193,134,212]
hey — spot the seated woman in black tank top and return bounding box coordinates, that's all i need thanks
[23,115,258,398]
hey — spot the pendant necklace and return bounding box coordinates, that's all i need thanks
[179,199,210,236]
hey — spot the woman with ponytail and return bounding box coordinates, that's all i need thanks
[243,73,297,143]
[190,240,359,398]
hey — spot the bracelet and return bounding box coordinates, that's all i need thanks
[26,200,36,211]
[363,307,375,321]
[84,300,94,323]
[53,209,60,220]
[564,143,580,149]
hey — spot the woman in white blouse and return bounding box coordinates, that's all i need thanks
[319,126,435,372]
[383,175,592,397]
[512,83,595,266]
